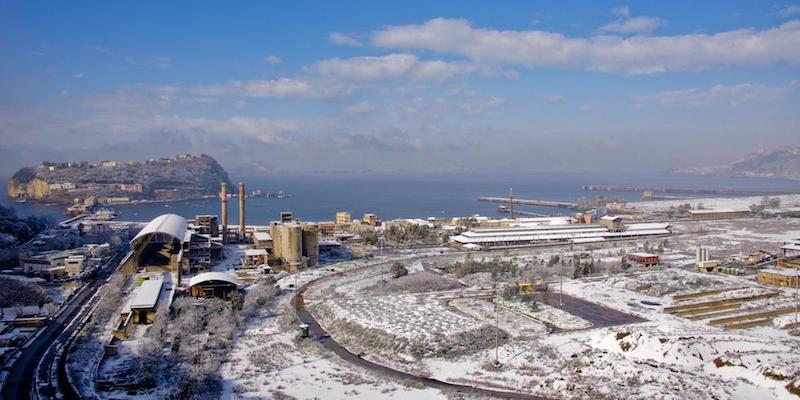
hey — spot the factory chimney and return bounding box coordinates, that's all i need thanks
[220,182,228,243]
[238,182,246,237]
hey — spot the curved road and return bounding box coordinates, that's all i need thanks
[292,260,554,400]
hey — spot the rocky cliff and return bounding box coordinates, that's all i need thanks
[8,154,231,202]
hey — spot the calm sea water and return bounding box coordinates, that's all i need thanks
[2,172,798,224]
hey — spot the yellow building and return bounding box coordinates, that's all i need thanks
[336,212,352,224]
[362,213,379,226]
[757,268,800,287]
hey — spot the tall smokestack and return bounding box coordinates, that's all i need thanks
[238,182,246,236]
[220,182,228,243]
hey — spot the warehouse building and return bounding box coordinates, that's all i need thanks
[451,222,670,248]
[626,252,660,267]
[757,268,800,287]
[188,272,238,299]
[687,209,750,220]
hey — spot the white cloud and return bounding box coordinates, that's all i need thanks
[548,94,566,103]
[635,82,795,107]
[779,4,800,17]
[263,55,282,64]
[372,18,800,74]
[600,16,662,34]
[484,96,507,107]
[344,101,374,114]
[311,53,474,82]
[612,5,630,18]
[194,78,355,99]
[329,32,362,46]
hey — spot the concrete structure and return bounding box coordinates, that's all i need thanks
[243,248,269,266]
[362,213,380,226]
[238,182,246,236]
[124,213,188,281]
[220,182,229,243]
[598,215,623,232]
[194,215,219,237]
[626,252,659,267]
[687,209,750,221]
[127,277,164,324]
[64,255,86,278]
[757,268,800,287]
[336,212,352,224]
[268,218,320,270]
[188,272,238,299]
[253,231,273,250]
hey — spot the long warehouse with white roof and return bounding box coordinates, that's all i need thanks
[451,221,671,247]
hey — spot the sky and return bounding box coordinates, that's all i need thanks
[1,0,799,177]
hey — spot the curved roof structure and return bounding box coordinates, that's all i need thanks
[131,214,188,246]
[188,272,238,288]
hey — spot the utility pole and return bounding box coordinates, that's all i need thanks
[494,289,500,366]
[509,188,514,220]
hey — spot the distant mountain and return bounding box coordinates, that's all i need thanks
[675,146,800,181]
[729,146,800,180]
[7,154,231,203]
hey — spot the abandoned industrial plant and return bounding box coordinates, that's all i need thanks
[3,2,800,400]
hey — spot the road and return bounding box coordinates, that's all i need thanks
[534,291,647,328]
[293,261,554,400]
[1,248,125,400]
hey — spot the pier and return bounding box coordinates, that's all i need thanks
[582,185,800,196]
[478,196,578,209]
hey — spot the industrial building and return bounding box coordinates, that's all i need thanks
[243,248,269,266]
[451,221,670,247]
[687,209,750,220]
[269,220,319,269]
[779,239,800,268]
[125,276,165,325]
[599,215,623,232]
[188,272,238,299]
[757,268,800,287]
[626,252,660,267]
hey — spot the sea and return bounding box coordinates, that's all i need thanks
[2,171,799,225]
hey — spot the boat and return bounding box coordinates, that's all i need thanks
[496,205,509,213]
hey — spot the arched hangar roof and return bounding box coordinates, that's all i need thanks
[131,214,188,246]
[188,272,238,288]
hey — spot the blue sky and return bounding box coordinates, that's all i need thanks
[1,1,799,176]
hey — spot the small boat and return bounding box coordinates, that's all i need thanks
[496,205,509,213]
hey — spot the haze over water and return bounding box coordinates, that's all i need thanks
[3,172,798,224]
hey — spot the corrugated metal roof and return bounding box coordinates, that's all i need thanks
[131,214,188,245]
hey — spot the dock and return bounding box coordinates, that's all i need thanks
[478,196,578,209]
[582,185,800,196]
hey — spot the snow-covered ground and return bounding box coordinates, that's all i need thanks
[627,194,800,213]
[220,263,449,400]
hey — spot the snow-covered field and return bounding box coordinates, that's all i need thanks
[220,273,448,400]
[627,194,800,213]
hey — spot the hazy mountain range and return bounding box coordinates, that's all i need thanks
[676,146,800,180]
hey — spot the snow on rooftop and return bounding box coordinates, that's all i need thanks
[188,272,238,287]
[628,252,659,258]
[131,214,188,245]
[758,268,800,277]
[129,278,164,310]
[243,248,268,256]
[253,231,272,241]
[687,208,748,214]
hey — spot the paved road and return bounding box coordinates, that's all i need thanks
[534,291,647,328]
[293,264,554,400]
[1,249,124,400]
